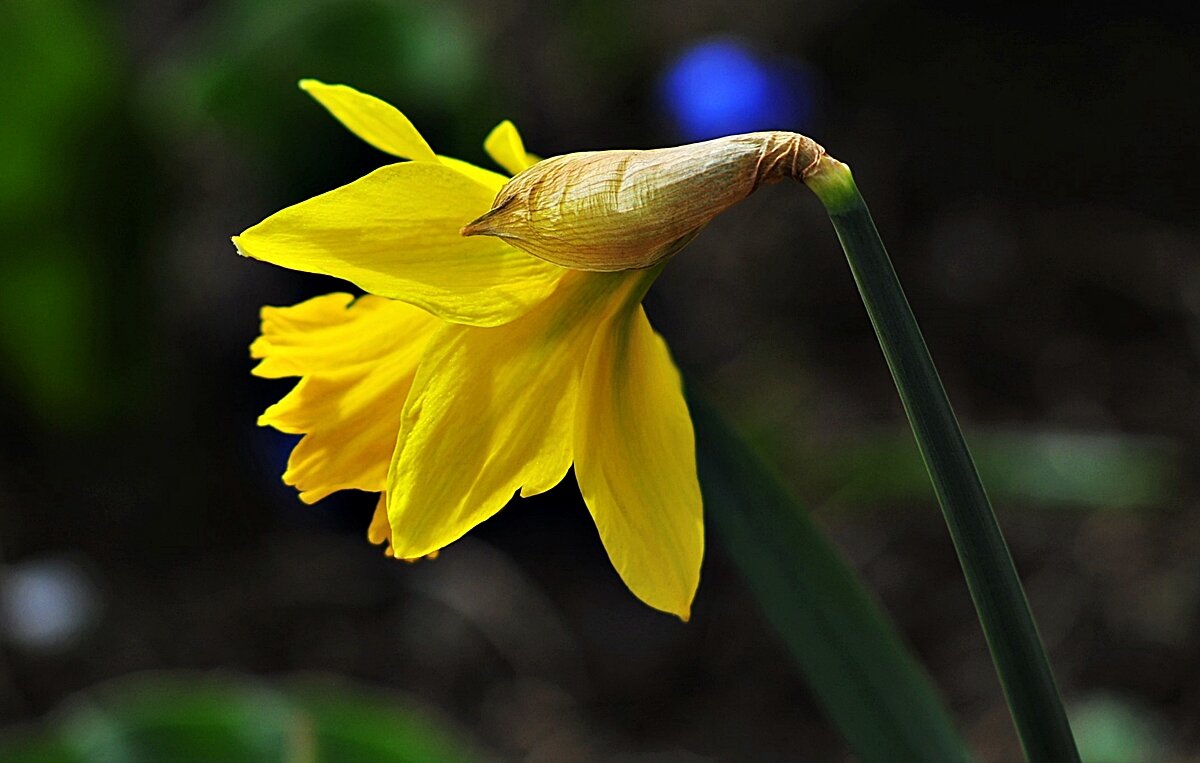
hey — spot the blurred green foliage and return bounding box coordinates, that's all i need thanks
[148,0,489,174]
[0,673,485,763]
[1071,694,1167,763]
[0,1,115,215]
[812,429,1179,511]
[0,0,118,425]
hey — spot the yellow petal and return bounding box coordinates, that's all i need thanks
[574,305,704,620]
[299,80,516,197]
[299,79,438,162]
[384,270,641,558]
[234,161,565,327]
[368,495,439,561]
[252,293,439,503]
[435,155,508,192]
[369,494,395,557]
[484,120,539,175]
[251,292,378,378]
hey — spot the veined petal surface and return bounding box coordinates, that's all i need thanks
[574,305,704,620]
[234,161,565,327]
[384,270,642,558]
[435,155,508,192]
[300,79,438,162]
[252,293,439,503]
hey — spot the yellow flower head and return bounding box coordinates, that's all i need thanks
[238,81,819,619]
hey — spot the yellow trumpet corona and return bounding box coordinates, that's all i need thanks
[462,131,825,271]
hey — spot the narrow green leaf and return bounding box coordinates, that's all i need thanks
[693,397,973,763]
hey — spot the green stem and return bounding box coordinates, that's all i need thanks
[803,156,1080,762]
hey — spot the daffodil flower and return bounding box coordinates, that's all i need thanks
[233,79,1076,762]
[238,81,824,619]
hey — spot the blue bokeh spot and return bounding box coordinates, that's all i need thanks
[660,39,815,141]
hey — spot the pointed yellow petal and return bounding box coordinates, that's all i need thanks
[299,80,516,195]
[253,293,439,503]
[369,494,391,547]
[234,161,565,327]
[484,120,539,175]
[384,271,638,557]
[368,494,395,557]
[299,79,437,162]
[574,305,703,620]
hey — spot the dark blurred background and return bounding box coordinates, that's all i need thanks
[1,1,1197,760]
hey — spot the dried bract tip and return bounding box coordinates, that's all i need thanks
[462,131,825,272]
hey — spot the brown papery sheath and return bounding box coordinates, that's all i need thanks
[462,131,825,272]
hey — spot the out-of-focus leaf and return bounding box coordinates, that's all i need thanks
[0,0,116,216]
[0,730,83,763]
[692,398,974,763]
[817,429,1177,510]
[0,1,119,428]
[288,678,489,762]
[1070,694,1168,763]
[59,675,299,762]
[144,0,487,173]
[0,673,485,763]
[0,244,98,422]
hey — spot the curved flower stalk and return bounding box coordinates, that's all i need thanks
[241,81,819,618]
